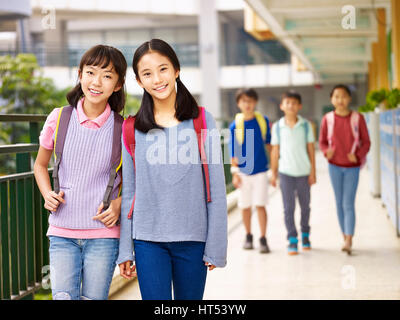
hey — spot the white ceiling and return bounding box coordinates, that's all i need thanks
[245,0,392,84]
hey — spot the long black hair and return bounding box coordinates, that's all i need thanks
[132,39,199,133]
[66,45,127,113]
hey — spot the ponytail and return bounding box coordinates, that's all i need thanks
[135,89,163,133]
[175,76,199,120]
[66,84,84,109]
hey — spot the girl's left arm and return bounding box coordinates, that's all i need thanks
[355,114,371,161]
[203,111,228,268]
[116,134,135,266]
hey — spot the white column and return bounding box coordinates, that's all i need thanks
[43,19,68,66]
[198,0,221,119]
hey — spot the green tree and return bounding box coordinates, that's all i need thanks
[0,54,69,174]
[0,53,69,115]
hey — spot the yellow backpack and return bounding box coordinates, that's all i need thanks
[234,111,267,145]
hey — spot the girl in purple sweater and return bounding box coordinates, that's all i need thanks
[34,45,127,300]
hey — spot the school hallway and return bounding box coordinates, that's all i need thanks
[110,152,400,300]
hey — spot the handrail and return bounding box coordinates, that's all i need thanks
[0,114,47,122]
[0,113,233,300]
[0,143,39,155]
[0,114,48,300]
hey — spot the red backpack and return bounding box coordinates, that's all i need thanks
[122,106,211,219]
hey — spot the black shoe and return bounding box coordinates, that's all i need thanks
[302,232,311,250]
[259,236,270,253]
[243,234,253,250]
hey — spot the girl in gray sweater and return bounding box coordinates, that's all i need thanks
[117,39,228,300]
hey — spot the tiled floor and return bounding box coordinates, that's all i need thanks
[111,153,400,300]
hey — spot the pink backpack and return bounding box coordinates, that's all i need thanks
[326,111,366,168]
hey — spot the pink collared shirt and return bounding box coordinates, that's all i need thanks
[39,98,120,239]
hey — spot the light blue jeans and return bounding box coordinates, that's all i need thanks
[328,164,360,236]
[48,236,119,300]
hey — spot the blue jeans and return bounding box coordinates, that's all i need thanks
[48,236,119,300]
[328,164,360,236]
[133,240,208,300]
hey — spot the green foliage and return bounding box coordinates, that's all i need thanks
[386,88,400,109]
[0,54,69,174]
[358,88,400,113]
[0,54,69,114]
[123,94,141,117]
[366,88,389,107]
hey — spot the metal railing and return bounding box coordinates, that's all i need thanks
[0,40,290,68]
[0,113,234,300]
[0,114,49,300]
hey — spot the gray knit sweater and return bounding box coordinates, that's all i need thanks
[116,110,228,267]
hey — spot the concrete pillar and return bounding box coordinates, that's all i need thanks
[370,42,378,91]
[16,18,32,53]
[377,8,389,90]
[198,0,221,119]
[43,18,68,66]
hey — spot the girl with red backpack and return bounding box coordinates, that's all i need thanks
[319,84,370,255]
[34,45,127,299]
[117,39,228,300]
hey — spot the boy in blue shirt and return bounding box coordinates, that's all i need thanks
[229,88,271,253]
[270,91,316,255]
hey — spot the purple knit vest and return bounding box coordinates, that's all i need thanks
[48,109,121,229]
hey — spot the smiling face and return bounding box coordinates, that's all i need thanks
[79,63,122,109]
[136,51,180,103]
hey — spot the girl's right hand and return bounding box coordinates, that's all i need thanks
[326,148,335,160]
[44,190,65,212]
[232,174,242,189]
[119,261,136,280]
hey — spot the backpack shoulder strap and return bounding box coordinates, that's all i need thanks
[254,112,267,143]
[122,116,137,219]
[350,111,360,154]
[234,113,245,145]
[193,106,211,203]
[123,116,136,159]
[102,112,124,210]
[326,111,335,148]
[111,113,124,170]
[302,119,309,143]
[52,106,73,194]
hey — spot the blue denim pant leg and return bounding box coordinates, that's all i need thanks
[328,164,360,236]
[49,236,82,300]
[49,236,119,300]
[81,238,119,300]
[134,240,207,300]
